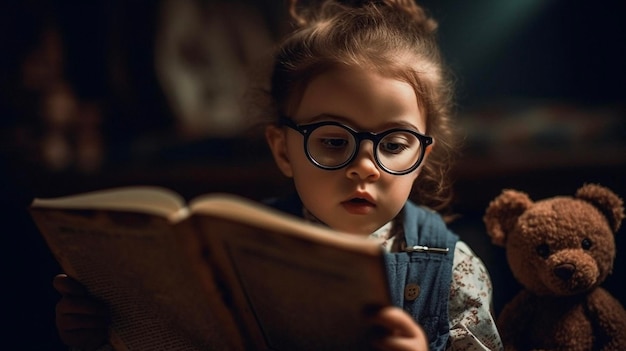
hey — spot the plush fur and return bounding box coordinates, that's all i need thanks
[484,184,626,351]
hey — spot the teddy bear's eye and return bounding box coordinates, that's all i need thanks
[581,238,593,250]
[536,244,550,258]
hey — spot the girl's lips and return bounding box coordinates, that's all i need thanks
[341,197,376,214]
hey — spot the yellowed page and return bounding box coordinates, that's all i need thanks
[30,205,243,351]
[31,186,187,219]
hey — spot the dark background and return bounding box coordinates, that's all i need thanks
[2,0,624,349]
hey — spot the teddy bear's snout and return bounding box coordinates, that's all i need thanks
[546,252,600,294]
[554,263,575,281]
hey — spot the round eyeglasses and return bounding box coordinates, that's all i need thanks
[280,117,433,175]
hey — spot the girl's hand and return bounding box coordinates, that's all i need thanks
[53,274,109,351]
[367,306,429,351]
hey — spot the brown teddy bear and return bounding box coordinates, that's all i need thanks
[483,183,626,351]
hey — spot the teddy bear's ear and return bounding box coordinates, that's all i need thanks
[575,183,625,233]
[483,189,533,247]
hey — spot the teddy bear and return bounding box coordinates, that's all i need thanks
[483,183,626,351]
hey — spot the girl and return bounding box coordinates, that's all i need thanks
[261,0,502,350]
[54,0,502,350]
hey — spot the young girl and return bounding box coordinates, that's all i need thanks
[54,0,502,350]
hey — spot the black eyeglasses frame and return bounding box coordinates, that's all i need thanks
[279,116,433,175]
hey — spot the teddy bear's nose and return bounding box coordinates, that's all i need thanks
[554,263,575,281]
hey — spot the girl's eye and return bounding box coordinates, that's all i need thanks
[536,243,550,258]
[581,238,593,250]
[380,141,408,154]
[379,133,417,155]
[320,138,348,149]
[379,140,411,154]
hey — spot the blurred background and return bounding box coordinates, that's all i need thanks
[1,0,624,349]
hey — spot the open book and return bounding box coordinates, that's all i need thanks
[30,186,391,351]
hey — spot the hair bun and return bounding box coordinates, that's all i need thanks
[381,0,438,32]
[289,0,437,33]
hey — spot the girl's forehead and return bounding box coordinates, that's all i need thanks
[291,66,427,132]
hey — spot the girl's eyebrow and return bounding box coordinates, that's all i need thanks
[303,113,346,124]
[304,113,422,132]
[388,120,422,132]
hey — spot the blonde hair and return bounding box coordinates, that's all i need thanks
[266,0,458,213]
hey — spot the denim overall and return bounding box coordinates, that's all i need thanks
[385,201,458,351]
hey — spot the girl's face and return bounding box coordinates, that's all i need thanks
[266,67,429,235]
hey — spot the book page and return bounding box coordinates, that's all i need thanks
[191,196,390,351]
[31,207,243,351]
[31,186,188,220]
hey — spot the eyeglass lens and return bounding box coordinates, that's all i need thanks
[306,124,424,172]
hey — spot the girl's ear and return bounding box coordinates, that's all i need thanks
[265,125,294,178]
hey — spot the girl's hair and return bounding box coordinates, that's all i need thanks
[264,0,458,214]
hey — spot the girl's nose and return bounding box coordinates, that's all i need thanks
[345,141,380,181]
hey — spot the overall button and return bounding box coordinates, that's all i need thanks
[404,283,420,301]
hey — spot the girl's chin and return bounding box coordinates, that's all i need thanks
[329,222,382,236]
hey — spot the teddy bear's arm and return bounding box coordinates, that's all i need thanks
[497,290,535,351]
[586,287,626,351]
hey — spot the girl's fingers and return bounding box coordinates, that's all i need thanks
[370,306,422,337]
[53,274,88,296]
[372,336,426,351]
[368,307,428,351]
[55,296,108,316]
